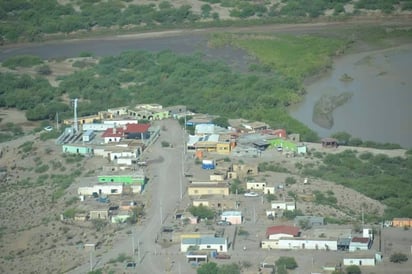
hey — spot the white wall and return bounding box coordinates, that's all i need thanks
[343,258,375,266]
[77,184,123,196]
[268,233,295,241]
[277,238,338,251]
[246,182,266,190]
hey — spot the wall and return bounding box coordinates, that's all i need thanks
[343,258,375,266]
[277,238,338,251]
[187,186,229,196]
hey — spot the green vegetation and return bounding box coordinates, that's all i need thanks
[229,179,245,194]
[345,265,361,274]
[197,262,240,274]
[189,204,215,219]
[275,256,298,274]
[0,122,24,142]
[302,150,412,219]
[389,252,408,263]
[2,55,43,69]
[0,0,407,43]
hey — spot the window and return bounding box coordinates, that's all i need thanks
[207,245,211,248]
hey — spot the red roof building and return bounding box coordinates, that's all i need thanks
[125,123,150,133]
[266,225,300,240]
[124,123,151,140]
[102,127,124,138]
[102,127,124,143]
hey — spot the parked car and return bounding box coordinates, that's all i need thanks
[217,220,231,226]
[44,126,53,132]
[216,253,231,259]
[244,192,259,197]
[125,262,136,269]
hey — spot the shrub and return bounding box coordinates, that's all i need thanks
[36,64,52,75]
[390,252,408,263]
[3,55,43,69]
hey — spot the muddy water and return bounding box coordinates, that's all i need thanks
[289,45,412,148]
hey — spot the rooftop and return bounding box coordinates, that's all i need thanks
[266,225,300,237]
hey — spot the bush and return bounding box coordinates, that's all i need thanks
[345,265,361,274]
[36,64,52,75]
[2,55,43,69]
[276,256,298,270]
[390,252,408,263]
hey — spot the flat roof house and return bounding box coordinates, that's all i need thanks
[181,236,227,253]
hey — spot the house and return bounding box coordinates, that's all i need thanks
[102,127,124,143]
[192,195,235,209]
[98,172,146,193]
[392,218,412,228]
[343,252,381,266]
[266,225,300,240]
[78,183,123,196]
[82,130,95,142]
[262,237,338,251]
[180,236,227,253]
[246,181,266,191]
[271,199,296,211]
[187,182,229,197]
[90,209,109,220]
[231,163,258,178]
[241,121,269,132]
[62,144,93,155]
[123,123,151,140]
[294,216,325,228]
[221,211,242,225]
[349,237,371,252]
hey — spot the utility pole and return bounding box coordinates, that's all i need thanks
[160,202,163,225]
[89,250,93,272]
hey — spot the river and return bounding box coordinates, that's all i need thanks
[289,45,412,148]
[1,30,411,147]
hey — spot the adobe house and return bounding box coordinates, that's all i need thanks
[90,209,109,220]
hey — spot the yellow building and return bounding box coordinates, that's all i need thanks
[188,183,229,196]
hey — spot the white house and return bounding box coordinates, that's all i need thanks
[221,211,242,225]
[180,237,227,253]
[271,199,295,211]
[276,238,338,251]
[246,181,266,191]
[102,127,123,143]
[78,183,123,196]
[263,185,276,194]
[349,237,371,252]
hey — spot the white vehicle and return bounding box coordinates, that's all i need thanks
[244,192,259,197]
[44,126,53,132]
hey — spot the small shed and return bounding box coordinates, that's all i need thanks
[82,130,95,142]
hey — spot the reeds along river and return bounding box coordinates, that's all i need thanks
[288,45,412,148]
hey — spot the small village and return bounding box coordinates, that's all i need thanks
[51,101,412,274]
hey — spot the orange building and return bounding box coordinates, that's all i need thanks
[392,218,412,228]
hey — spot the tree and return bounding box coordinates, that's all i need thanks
[218,263,240,274]
[197,262,218,274]
[276,256,298,270]
[201,4,212,18]
[345,265,361,274]
[390,252,408,263]
[189,205,215,219]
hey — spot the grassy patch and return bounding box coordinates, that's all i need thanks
[2,55,43,69]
